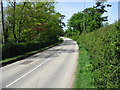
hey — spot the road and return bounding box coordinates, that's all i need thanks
[0,37,79,88]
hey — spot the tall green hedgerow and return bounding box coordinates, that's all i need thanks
[77,21,119,88]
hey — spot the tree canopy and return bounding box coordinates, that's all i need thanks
[65,2,111,38]
[2,1,65,44]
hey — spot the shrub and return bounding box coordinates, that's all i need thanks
[77,21,119,88]
[2,39,58,60]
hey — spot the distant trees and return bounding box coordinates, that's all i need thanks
[65,2,111,38]
[2,1,65,44]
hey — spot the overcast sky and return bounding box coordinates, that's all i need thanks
[55,1,118,30]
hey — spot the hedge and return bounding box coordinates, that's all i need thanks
[2,39,58,60]
[77,21,119,88]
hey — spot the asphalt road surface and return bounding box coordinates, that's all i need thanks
[0,37,79,88]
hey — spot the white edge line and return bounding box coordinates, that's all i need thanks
[6,58,50,87]
[6,46,66,88]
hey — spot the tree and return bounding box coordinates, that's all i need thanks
[4,1,65,43]
[65,1,111,37]
[94,2,112,27]
[67,12,84,35]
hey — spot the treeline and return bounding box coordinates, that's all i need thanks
[65,2,111,39]
[2,1,65,60]
[65,2,119,88]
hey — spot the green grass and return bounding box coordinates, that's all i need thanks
[1,39,63,64]
[74,43,95,88]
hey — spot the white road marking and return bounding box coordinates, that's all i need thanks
[6,46,66,87]
[6,58,50,87]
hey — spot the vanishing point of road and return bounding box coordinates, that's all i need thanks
[0,37,79,88]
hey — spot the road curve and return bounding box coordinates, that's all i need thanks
[1,37,79,88]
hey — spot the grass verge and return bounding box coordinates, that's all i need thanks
[0,39,63,67]
[74,42,95,88]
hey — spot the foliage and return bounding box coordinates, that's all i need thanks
[2,39,58,60]
[3,1,65,44]
[1,39,63,66]
[65,1,118,88]
[1,1,65,60]
[76,21,119,88]
[65,2,111,37]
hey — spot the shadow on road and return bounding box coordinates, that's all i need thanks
[58,40,76,46]
[28,47,77,60]
[25,39,78,61]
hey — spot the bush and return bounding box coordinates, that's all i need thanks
[2,39,58,60]
[77,21,119,88]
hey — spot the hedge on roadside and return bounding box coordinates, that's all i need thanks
[77,21,119,88]
[2,39,58,60]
